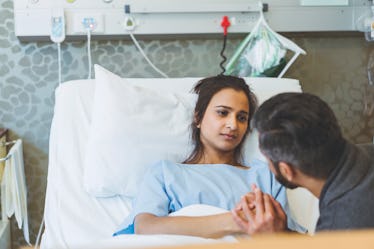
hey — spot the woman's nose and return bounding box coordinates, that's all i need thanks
[226,116,237,130]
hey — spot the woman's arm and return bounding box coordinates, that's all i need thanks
[134,212,244,238]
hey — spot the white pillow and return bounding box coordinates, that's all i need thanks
[83,65,198,197]
[83,65,302,197]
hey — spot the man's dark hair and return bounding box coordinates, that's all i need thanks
[252,92,346,179]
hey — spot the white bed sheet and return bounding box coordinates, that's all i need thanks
[42,77,318,249]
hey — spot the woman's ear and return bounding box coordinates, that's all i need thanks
[194,113,201,128]
[278,162,295,181]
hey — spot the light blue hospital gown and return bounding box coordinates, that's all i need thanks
[114,159,305,235]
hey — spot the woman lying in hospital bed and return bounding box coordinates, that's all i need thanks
[114,75,305,238]
[41,65,319,249]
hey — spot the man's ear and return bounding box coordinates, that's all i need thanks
[278,162,295,181]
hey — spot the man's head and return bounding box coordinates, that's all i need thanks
[252,92,346,183]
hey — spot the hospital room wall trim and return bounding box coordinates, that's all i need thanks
[0,0,373,248]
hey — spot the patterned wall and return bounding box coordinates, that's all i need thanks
[1,0,374,248]
[287,36,374,142]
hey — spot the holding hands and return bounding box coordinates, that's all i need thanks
[232,184,287,235]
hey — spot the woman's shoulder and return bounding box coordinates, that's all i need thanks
[147,160,183,172]
[248,158,269,170]
[143,160,183,182]
[245,159,274,178]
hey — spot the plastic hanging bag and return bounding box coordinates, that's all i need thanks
[225,4,306,78]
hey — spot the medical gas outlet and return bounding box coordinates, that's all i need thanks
[72,13,105,34]
[14,0,370,41]
[124,16,136,31]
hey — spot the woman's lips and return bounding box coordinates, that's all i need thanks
[222,134,236,140]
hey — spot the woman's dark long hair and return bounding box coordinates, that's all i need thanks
[183,75,258,164]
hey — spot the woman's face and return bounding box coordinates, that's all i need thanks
[198,88,250,155]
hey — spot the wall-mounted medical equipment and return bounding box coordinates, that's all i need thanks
[355,1,374,42]
[50,8,66,84]
[225,7,306,78]
[13,0,371,41]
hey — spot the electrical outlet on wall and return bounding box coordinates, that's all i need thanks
[72,13,104,34]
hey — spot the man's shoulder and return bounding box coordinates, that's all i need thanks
[318,145,374,231]
[318,192,374,231]
[339,142,374,173]
[356,143,374,156]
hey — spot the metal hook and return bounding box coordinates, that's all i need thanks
[0,140,17,147]
[0,154,11,162]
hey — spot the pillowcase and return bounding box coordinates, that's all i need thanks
[83,65,197,197]
[83,64,302,198]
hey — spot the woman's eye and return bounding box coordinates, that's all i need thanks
[238,115,248,122]
[217,110,228,116]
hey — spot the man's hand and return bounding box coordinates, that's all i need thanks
[231,184,287,235]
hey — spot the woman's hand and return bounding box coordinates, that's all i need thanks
[231,184,287,235]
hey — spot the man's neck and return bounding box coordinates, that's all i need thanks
[299,176,326,199]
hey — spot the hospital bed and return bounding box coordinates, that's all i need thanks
[40,65,319,249]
